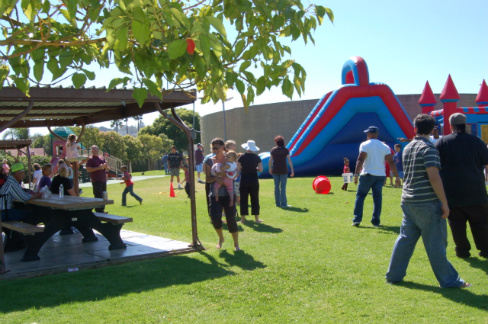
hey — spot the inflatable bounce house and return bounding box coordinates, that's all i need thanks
[260,56,416,177]
[422,76,488,142]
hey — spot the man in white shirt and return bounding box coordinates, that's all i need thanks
[352,126,401,227]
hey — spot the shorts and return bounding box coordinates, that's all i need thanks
[196,163,203,173]
[398,171,404,179]
[234,181,240,197]
[170,168,180,177]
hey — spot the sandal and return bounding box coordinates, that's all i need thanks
[460,282,472,288]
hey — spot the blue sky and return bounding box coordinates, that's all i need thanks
[149,0,488,126]
[24,0,488,133]
[212,0,488,111]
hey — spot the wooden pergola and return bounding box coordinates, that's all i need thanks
[0,86,203,274]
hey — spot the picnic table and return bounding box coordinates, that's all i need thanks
[8,196,131,262]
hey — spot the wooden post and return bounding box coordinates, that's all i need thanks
[156,104,202,249]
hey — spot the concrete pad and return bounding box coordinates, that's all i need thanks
[1,229,202,280]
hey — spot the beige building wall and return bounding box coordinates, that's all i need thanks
[200,94,477,153]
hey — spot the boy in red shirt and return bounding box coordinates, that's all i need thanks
[120,165,142,206]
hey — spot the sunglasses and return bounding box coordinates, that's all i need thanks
[212,146,221,150]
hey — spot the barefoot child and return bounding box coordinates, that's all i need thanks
[120,165,142,206]
[211,151,238,206]
[66,134,89,164]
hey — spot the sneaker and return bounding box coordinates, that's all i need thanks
[281,205,292,208]
[460,282,472,288]
[178,184,183,189]
[139,199,143,205]
[478,252,488,258]
[373,224,380,228]
[198,179,204,184]
[352,222,360,227]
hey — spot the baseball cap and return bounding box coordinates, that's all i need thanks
[449,113,467,126]
[11,162,24,173]
[364,126,379,134]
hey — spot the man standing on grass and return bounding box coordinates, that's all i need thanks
[86,145,110,213]
[352,126,400,227]
[435,113,488,259]
[386,114,470,288]
[168,145,183,189]
[195,143,205,183]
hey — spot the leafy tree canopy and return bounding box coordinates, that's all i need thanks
[0,0,333,108]
[139,108,198,151]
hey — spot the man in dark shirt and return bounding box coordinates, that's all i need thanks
[167,146,183,189]
[435,113,488,258]
[86,145,109,213]
[195,144,205,183]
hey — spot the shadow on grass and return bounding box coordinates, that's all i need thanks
[355,225,400,235]
[241,221,283,234]
[279,206,309,213]
[0,253,238,313]
[463,257,488,275]
[397,281,488,311]
[219,250,267,270]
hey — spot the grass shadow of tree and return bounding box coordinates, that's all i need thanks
[0,253,233,313]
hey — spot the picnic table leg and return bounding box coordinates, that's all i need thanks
[71,210,126,250]
[93,223,126,250]
[0,224,10,274]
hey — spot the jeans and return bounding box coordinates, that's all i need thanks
[272,174,288,207]
[386,201,464,288]
[122,185,142,205]
[353,174,386,225]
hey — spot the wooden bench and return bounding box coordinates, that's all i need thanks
[0,221,44,235]
[93,212,133,225]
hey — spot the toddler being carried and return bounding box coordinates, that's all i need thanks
[212,151,238,206]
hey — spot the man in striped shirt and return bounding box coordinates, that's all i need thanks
[1,163,43,252]
[386,114,469,288]
[0,163,42,222]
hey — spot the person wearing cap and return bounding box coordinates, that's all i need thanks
[435,112,488,259]
[352,126,401,227]
[237,140,263,224]
[386,114,470,288]
[0,162,44,251]
[195,143,205,183]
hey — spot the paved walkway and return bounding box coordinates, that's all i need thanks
[79,175,166,188]
[1,229,200,280]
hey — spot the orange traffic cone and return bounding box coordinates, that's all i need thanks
[169,183,176,197]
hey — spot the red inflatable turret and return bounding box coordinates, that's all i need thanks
[419,81,437,114]
[440,75,460,135]
[476,79,488,107]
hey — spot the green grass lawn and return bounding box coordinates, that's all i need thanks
[1,174,487,323]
